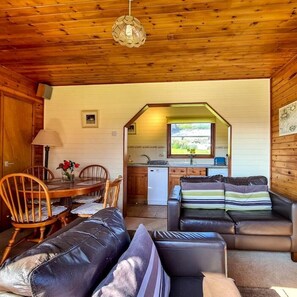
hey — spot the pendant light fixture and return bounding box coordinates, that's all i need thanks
[112,0,146,48]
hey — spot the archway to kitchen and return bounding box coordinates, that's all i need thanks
[123,102,231,219]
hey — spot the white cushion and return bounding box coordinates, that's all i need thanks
[71,203,104,216]
[13,206,67,223]
[72,195,101,204]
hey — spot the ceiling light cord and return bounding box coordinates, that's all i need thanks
[129,0,131,16]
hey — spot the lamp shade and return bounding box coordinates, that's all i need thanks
[32,130,62,147]
[112,15,146,48]
[112,0,146,48]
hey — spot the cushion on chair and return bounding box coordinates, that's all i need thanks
[225,184,271,211]
[13,205,67,223]
[71,202,104,216]
[181,182,225,210]
[72,195,101,204]
[92,224,170,297]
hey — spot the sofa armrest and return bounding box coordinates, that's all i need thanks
[152,231,227,277]
[167,185,181,231]
[270,191,297,252]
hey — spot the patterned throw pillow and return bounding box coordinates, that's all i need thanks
[181,182,225,209]
[225,184,271,211]
[92,224,170,297]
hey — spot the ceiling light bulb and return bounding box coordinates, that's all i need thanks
[126,24,133,36]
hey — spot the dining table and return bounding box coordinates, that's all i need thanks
[44,177,106,200]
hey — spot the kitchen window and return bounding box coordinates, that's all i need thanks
[167,121,215,158]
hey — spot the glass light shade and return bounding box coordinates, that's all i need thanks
[32,130,62,147]
[112,15,146,48]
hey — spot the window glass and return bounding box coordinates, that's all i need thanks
[168,123,214,157]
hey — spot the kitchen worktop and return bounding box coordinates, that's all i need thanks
[128,162,228,168]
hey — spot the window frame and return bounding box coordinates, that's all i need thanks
[167,122,215,158]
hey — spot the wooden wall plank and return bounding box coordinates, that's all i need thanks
[271,54,297,201]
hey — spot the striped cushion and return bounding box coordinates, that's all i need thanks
[92,224,170,297]
[181,182,225,209]
[225,184,271,211]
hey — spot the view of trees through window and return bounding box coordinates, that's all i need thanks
[169,123,213,156]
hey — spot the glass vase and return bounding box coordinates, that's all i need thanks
[62,171,75,183]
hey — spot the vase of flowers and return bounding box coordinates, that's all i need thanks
[57,160,80,182]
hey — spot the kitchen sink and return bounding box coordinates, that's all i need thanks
[148,160,169,165]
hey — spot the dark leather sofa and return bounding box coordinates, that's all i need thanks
[168,175,297,262]
[0,208,240,297]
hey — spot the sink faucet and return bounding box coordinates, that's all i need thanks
[189,154,195,165]
[141,154,151,164]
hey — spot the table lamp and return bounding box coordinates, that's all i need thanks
[32,129,62,179]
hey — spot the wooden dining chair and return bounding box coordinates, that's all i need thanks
[0,173,69,264]
[72,164,109,204]
[23,166,55,181]
[71,175,122,218]
[23,166,62,205]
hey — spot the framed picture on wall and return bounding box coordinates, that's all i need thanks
[279,100,297,136]
[81,110,98,128]
[128,123,136,135]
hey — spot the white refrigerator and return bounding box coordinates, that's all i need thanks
[147,167,168,205]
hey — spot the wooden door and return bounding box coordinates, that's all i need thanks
[0,95,33,230]
[2,95,33,175]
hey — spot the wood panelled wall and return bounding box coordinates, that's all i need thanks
[271,56,297,201]
[0,65,44,173]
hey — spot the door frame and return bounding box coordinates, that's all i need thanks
[122,102,232,216]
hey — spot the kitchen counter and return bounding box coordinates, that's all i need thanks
[128,163,228,169]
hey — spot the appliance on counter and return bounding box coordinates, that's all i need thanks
[214,157,226,166]
[148,167,168,205]
[208,167,228,176]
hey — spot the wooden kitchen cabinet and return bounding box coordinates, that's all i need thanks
[168,167,187,194]
[127,166,148,204]
[187,167,207,176]
[168,167,206,193]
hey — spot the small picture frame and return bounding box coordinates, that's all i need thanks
[81,110,98,128]
[128,123,136,135]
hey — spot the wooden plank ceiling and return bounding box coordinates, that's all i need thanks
[0,0,296,86]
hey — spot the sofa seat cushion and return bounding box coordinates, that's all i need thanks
[180,209,235,234]
[169,276,203,297]
[228,210,292,236]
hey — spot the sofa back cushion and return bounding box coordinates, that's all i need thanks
[225,184,272,211]
[92,224,170,297]
[181,182,225,210]
[223,176,268,185]
[180,175,223,183]
[0,208,130,297]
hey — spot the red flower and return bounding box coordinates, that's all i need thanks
[57,160,80,172]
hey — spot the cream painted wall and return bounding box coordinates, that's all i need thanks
[127,106,229,164]
[45,79,270,208]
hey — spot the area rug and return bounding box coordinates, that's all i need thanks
[238,287,281,297]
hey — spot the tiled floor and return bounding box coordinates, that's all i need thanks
[125,204,167,231]
[126,204,167,219]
